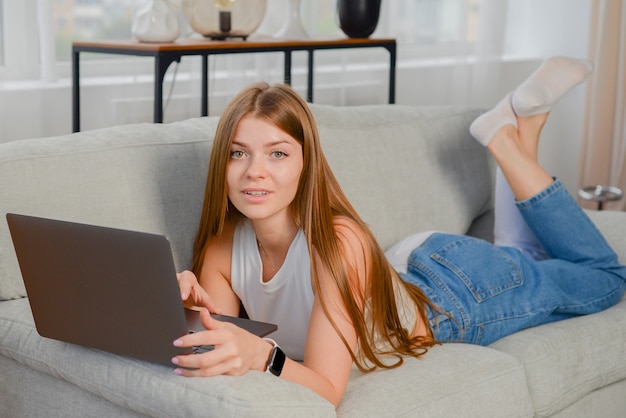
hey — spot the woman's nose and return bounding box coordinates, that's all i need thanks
[246,155,267,179]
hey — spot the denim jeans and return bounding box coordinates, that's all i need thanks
[400,179,626,346]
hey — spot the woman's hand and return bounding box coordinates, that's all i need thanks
[171,309,273,376]
[176,270,222,314]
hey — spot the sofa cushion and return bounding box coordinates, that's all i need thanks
[490,298,626,417]
[0,298,334,417]
[337,343,534,417]
[488,210,626,417]
[0,118,217,300]
[586,209,626,260]
[311,105,491,250]
[549,379,626,418]
[0,297,534,418]
[1,354,148,418]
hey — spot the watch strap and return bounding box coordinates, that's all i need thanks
[263,338,286,377]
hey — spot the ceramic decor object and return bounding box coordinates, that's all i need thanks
[337,0,381,38]
[183,0,268,40]
[132,0,181,43]
[274,0,309,39]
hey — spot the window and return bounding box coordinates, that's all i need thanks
[48,0,480,60]
[1,1,40,80]
[0,0,4,66]
[2,0,483,82]
[1,0,590,141]
[54,0,135,60]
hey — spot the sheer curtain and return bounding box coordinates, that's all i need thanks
[1,0,588,148]
[225,0,511,121]
[467,0,509,106]
[379,0,509,108]
[578,0,626,210]
[0,0,511,139]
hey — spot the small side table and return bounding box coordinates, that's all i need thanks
[72,37,397,132]
[578,185,623,210]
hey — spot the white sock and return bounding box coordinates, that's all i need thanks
[512,56,593,117]
[469,92,517,147]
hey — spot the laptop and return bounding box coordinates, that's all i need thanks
[6,213,277,367]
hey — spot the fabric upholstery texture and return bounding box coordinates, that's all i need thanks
[0,298,333,417]
[0,120,215,300]
[490,299,626,417]
[313,105,494,250]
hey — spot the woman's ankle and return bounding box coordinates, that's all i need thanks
[517,113,548,160]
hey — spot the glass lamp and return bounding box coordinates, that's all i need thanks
[183,0,268,40]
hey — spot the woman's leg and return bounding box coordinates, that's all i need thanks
[474,56,618,263]
[423,56,626,345]
[404,58,624,345]
[471,57,593,255]
[405,176,626,346]
[480,56,598,259]
[493,167,548,260]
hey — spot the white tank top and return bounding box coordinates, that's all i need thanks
[230,219,424,364]
[230,219,313,361]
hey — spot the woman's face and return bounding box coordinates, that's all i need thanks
[227,115,304,226]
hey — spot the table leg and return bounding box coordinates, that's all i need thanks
[154,55,165,123]
[387,43,396,104]
[307,50,314,102]
[154,53,181,123]
[284,51,292,85]
[202,55,209,116]
[72,48,80,133]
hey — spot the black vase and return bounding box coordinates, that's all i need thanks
[337,0,382,38]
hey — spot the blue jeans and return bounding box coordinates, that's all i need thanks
[400,179,626,346]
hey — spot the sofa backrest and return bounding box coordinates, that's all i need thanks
[0,104,491,300]
[0,119,216,300]
[313,104,493,248]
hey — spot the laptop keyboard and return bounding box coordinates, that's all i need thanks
[188,330,214,354]
[192,344,214,354]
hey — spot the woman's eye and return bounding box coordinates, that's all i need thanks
[231,150,246,159]
[271,151,286,159]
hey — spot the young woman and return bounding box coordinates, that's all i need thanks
[173,57,626,407]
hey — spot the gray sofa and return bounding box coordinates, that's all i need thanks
[1,103,625,417]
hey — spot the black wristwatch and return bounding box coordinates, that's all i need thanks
[264,338,286,377]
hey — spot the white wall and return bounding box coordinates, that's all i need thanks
[503,0,592,195]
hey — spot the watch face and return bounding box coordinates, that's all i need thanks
[269,346,286,376]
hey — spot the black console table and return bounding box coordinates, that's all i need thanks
[71,37,397,132]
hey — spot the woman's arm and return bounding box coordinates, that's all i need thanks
[284,250,359,405]
[197,220,241,316]
[178,220,240,316]
[172,251,359,406]
[172,292,355,407]
[173,218,370,407]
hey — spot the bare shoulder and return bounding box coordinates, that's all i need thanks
[332,216,372,255]
[331,216,373,294]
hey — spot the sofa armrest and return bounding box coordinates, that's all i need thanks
[586,210,626,262]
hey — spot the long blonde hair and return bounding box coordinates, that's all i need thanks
[192,82,439,371]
